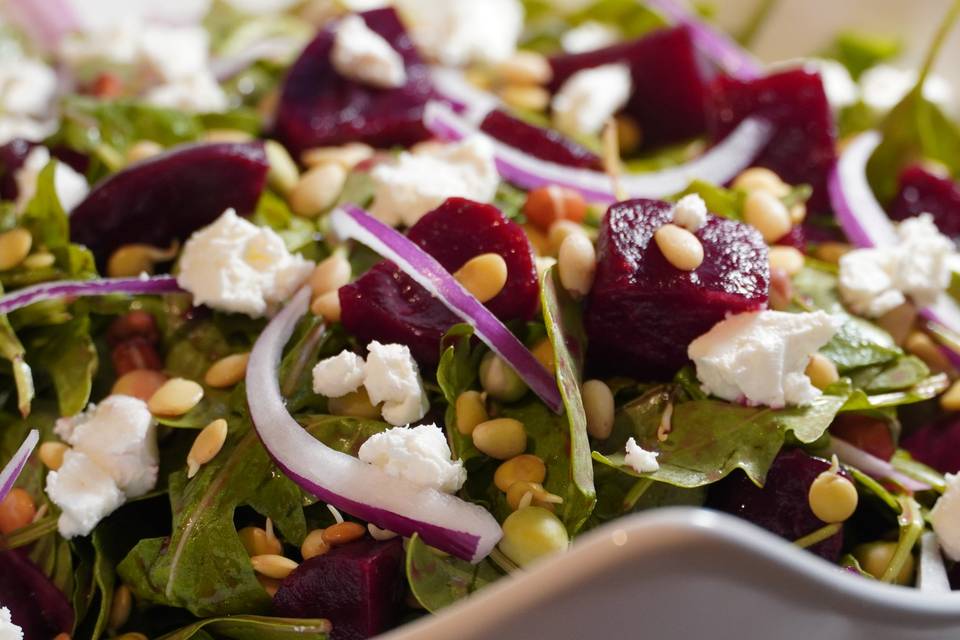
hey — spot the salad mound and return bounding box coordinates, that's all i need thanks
[1,1,960,639]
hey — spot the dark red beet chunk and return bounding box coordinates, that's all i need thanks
[0,138,33,200]
[70,141,268,264]
[0,550,74,639]
[274,8,434,156]
[707,449,846,561]
[273,537,405,640]
[479,109,602,169]
[585,199,768,378]
[340,198,538,366]
[830,414,896,462]
[706,69,837,212]
[903,416,960,474]
[888,165,960,237]
[548,26,715,148]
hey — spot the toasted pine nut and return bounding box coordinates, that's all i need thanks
[112,369,168,402]
[494,454,546,492]
[107,242,178,278]
[251,554,298,579]
[204,353,250,388]
[187,419,228,478]
[0,228,32,271]
[805,354,839,390]
[733,167,790,198]
[789,202,807,224]
[523,223,551,256]
[239,525,283,556]
[654,223,704,271]
[472,418,527,460]
[454,253,508,303]
[942,379,960,411]
[322,521,366,546]
[582,379,615,439]
[203,128,253,142]
[876,303,917,346]
[108,584,133,631]
[301,143,374,170]
[455,390,488,435]
[148,378,204,417]
[499,84,551,112]
[22,252,55,269]
[616,115,643,154]
[0,488,36,534]
[258,574,282,597]
[494,51,553,85]
[265,139,299,195]
[310,253,351,296]
[744,191,792,243]
[768,246,805,276]
[905,331,952,374]
[530,338,555,372]
[311,290,341,322]
[814,242,852,264]
[557,233,596,298]
[301,529,332,559]
[126,140,164,163]
[38,442,69,471]
[548,219,587,256]
[290,163,347,217]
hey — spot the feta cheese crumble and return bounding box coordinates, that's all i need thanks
[369,136,498,227]
[332,15,407,89]
[860,65,954,114]
[624,437,659,474]
[688,310,843,408]
[14,147,90,214]
[46,450,127,539]
[932,473,960,561]
[0,55,59,145]
[839,214,958,318]
[671,194,708,232]
[0,607,23,640]
[561,21,620,53]
[177,209,315,318]
[552,63,632,137]
[312,350,366,398]
[358,423,466,492]
[364,341,429,426]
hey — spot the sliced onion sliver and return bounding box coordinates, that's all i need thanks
[330,204,563,413]
[0,276,183,316]
[0,430,38,504]
[431,67,500,123]
[247,287,502,562]
[423,101,772,203]
[826,437,931,493]
[918,531,952,593]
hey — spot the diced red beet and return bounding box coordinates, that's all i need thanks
[274,8,434,156]
[902,416,960,474]
[0,550,74,639]
[548,26,715,148]
[830,414,896,462]
[585,198,769,378]
[340,198,538,366]
[273,537,405,640]
[0,138,33,200]
[70,141,268,264]
[707,449,846,561]
[706,69,837,212]
[775,224,806,251]
[888,165,960,237]
[479,109,602,169]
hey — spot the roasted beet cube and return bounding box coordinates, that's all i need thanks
[830,414,896,462]
[585,198,768,378]
[69,141,268,264]
[548,25,715,148]
[340,198,538,366]
[479,109,602,169]
[706,69,837,211]
[274,8,434,155]
[273,538,405,640]
[0,550,74,639]
[0,138,33,201]
[707,449,846,561]
[903,416,960,474]
[888,165,960,237]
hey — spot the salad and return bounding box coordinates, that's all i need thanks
[2,0,960,637]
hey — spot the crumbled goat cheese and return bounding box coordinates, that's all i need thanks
[177,209,315,318]
[369,136,498,227]
[671,194,708,232]
[144,72,229,114]
[688,310,843,408]
[332,15,407,89]
[839,214,958,318]
[0,55,58,145]
[0,607,22,640]
[552,63,632,137]
[624,437,659,474]
[932,473,960,561]
[860,65,954,114]
[395,0,524,65]
[363,341,429,426]
[561,21,620,53]
[46,450,126,538]
[358,423,466,492]
[14,147,90,214]
[312,350,367,398]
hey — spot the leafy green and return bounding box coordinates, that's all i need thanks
[26,316,97,416]
[300,414,391,456]
[891,450,947,493]
[841,373,949,411]
[436,324,484,462]
[405,534,502,613]
[830,31,902,80]
[158,616,331,640]
[674,180,744,219]
[0,311,33,416]
[251,192,319,257]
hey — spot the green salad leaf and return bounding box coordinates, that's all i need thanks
[405,533,502,613]
[158,615,331,640]
[436,324,484,462]
[830,31,902,80]
[301,414,391,456]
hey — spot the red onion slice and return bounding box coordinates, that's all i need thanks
[5,0,79,50]
[423,101,772,203]
[0,430,38,504]
[826,437,931,493]
[246,286,502,562]
[330,204,563,413]
[0,276,183,316]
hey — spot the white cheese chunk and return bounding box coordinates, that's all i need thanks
[312,350,366,398]
[860,65,954,114]
[369,136,498,227]
[624,437,659,474]
[552,63,632,137]
[46,450,126,538]
[332,15,407,89]
[0,55,58,145]
[140,25,212,83]
[14,147,90,214]
[561,21,619,53]
[671,193,708,232]
[177,209,315,318]
[688,310,843,408]
[0,608,23,640]
[358,423,466,492]
[932,473,960,561]
[144,72,229,114]
[396,0,524,66]
[363,341,429,426]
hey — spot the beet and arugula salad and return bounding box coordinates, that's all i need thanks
[2,0,960,638]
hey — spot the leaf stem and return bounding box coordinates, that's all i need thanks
[736,0,778,47]
[0,516,57,550]
[917,0,960,85]
[622,478,654,512]
[881,496,924,583]
[794,523,842,549]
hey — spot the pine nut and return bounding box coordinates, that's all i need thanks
[0,228,32,271]
[265,139,299,195]
[472,418,527,460]
[557,233,596,298]
[187,419,228,478]
[203,129,253,142]
[148,378,204,417]
[814,242,852,264]
[108,584,132,631]
[455,390,488,435]
[311,290,341,322]
[499,85,551,112]
[126,140,164,164]
[654,223,704,271]
[744,191,792,243]
[301,529,332,559]
[505,481,562,511]
[523,223,551,256]
[616,115,643,154]
[258,575,282,597]
[204,353,250,388]
[479,352,528,402]
[494,454,546,492]
[107,242,178,278]
[876,303,916,346]
[239,525,283,556]
[290,163,347,218]
[328,388,381,419]
[548,219,587,256]
[322,521,366,546]
[582,379,615,439]
[309,254,351,296]
[768,246,805,276]
[0,488,36,534]
[530,338,555,372]
[251,554,299,579]
[22,252,55,269]
[905,331,952,374]
[789,202,807,224]
[301,143,374,170]
[941,379,960,411]
[38,442,69,471]
[732,167,790,198]
[805,354,839,390]
[454,253,508,303]
[112,369,168,402]
[494,51,553,85]
[524,185,587,232]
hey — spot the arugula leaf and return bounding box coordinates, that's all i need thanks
[830,31,902,80]
[849,355,929,393]
[675,180,744,219]
[158,616,331,640]
[405,533,502,613]
[0,310,33,417]
[251,192,319,257]
[840,373,948,411]
[300,414,391,456]
[26,316,97,417]
[436,324,484,462]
